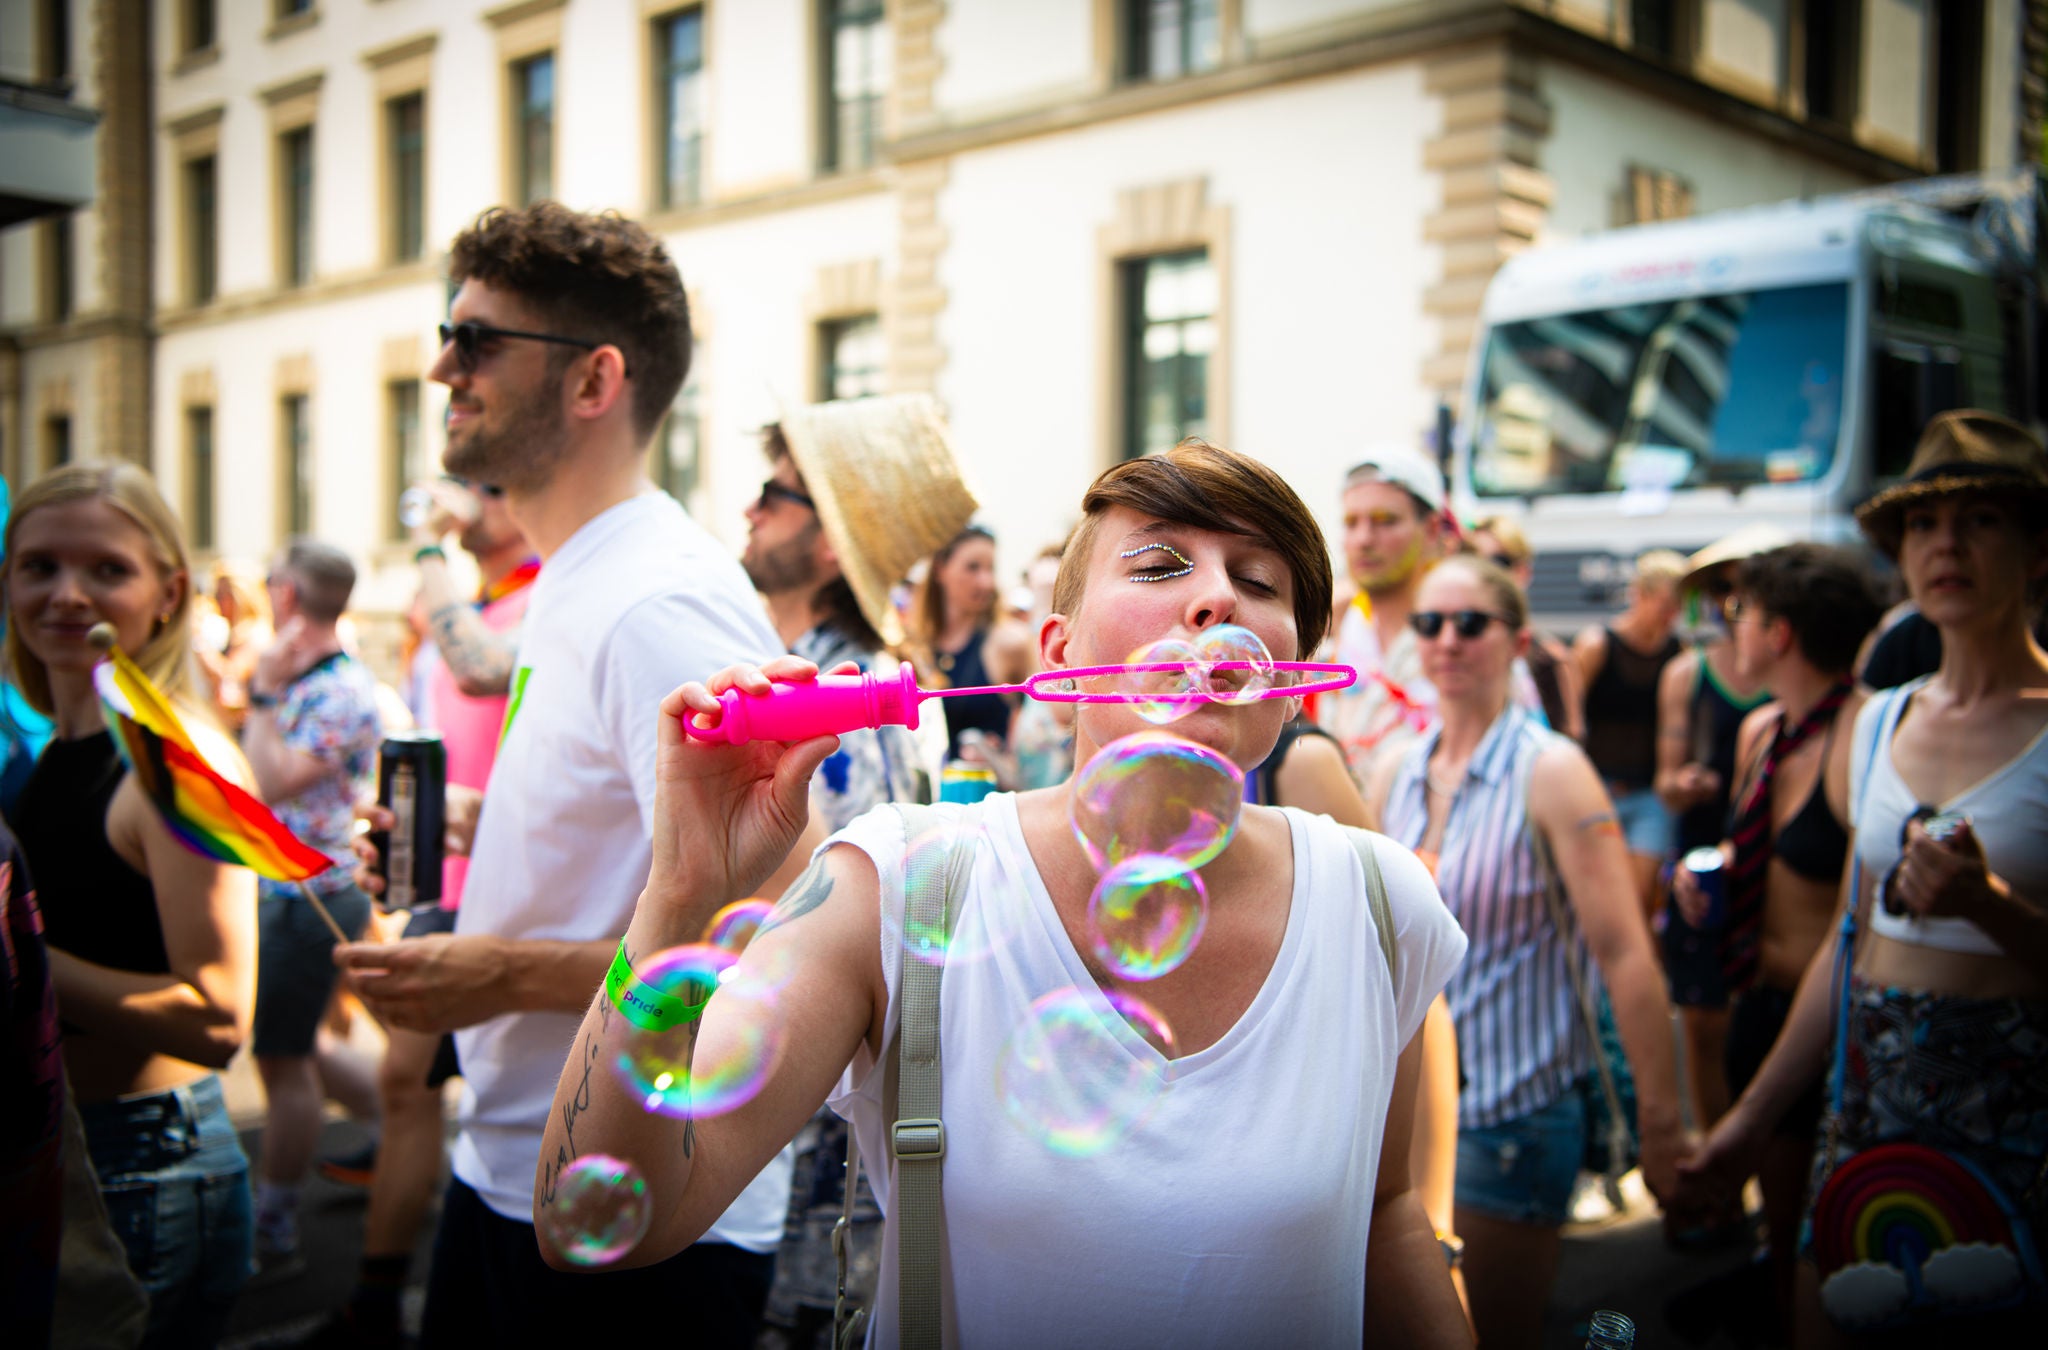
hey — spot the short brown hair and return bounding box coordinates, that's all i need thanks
[277,538,357,625]
[1735,544,1882,675]
[1429,554,1529,630]
[1053,440,1333,658]
[449,203,691,440]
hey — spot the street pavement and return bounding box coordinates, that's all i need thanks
[216,1044,1763,1350]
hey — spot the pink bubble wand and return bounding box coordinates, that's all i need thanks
[681,660,1357,746]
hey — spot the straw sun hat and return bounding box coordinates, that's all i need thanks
[1854,409,2048,559]
[777,393,979,648]
[1680,523,1793,593]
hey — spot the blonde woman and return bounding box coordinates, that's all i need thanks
[3,464,258,1347]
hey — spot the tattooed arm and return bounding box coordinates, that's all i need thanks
[418,552,520,698]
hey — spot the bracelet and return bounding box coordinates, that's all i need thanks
[604,939,711,1032]
[414,544,447,564]
[247,690,279,710]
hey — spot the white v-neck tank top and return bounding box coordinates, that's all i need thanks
[825,793,1465,1348]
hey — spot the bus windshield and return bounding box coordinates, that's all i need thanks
[1467,281,1849,498]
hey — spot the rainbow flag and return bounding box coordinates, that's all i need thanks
[93,648,332,882]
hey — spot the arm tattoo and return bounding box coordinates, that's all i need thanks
[540,1027,603,1205]
[759,858,834,937]
[1574,811,1622,837]
[427,602,519,695]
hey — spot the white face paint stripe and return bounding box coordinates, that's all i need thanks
[1119,542,1194,582]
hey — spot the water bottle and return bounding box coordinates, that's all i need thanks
[1583,1309,1635,1348]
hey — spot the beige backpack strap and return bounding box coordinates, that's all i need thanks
[834,803,978,1350]
[1344,827,1400,987]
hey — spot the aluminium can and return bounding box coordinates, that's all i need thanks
[371,731,446,911]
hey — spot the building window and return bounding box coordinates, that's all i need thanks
[1934,0,1985,172]
[1122,250,1215,460]
[652,378,702,503]
[187,407,216,551]
[39,0,71,87]
[818,315,884,401]
[823,0,886,172]
[279,125,315,287]
[388,93,426,262]
[1126,0,1221,81]
[184,0,216,54]
[45,415,72,470]
[46,214,74,323]
[1802,0,1859,126]
[1629,0,1690,65]
[280,395,312,537]
[278,0,312,16]
[657,8,706,208]
[186,155,217,303]
[386,381,423,543]
[514,52,555,205]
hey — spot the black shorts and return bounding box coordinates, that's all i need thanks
[1725,984,1824,1142]
[253,882,371,1056]
[402,905,462,1088]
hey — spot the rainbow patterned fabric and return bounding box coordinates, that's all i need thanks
[93,647,331,882]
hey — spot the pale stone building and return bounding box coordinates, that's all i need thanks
[1,0,2040,640]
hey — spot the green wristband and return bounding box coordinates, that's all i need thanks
[604,940,711,1032]
[414,544,446,564]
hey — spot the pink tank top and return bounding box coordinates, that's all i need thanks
[427,580,533,909]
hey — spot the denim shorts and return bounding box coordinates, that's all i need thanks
[1609,786,1676,857]
[79,1074,252,1347]
[1455,1088,1588,1227]
[254,879,371,1056]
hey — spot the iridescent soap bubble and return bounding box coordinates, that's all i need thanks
[538,1154,652,1268]
[996,987,1176,1155]
[612,944,781,1119]
[1087,854,1208,980]
[1069,731,1245,870]
[703,898,774,954]
[1079,637,1201,725]
[1192,623,1278,705]
[901,816,1014,968]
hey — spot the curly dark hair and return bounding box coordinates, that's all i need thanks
[449,203,691,439]
[1735,543,1883,676]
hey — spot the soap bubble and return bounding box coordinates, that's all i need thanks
[1070,731,1244,871]
[996,987,1175,1155]
[612,944,781,1119]
[901,816,1013,968]
[1087,854,1208,980]
[1079,637,1201,725]
[538,1154,652,1268]
[703,898,774,954]
[1192,624,1278,705]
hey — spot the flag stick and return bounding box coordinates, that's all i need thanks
[295,880,353,946]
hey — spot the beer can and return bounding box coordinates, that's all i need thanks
[1922,812,1968,844]
[371,731,446,911]
[1680,845,1727,929]
[938,763,997,805]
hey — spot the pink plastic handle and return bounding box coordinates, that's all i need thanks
[680,661,923,745]
[1023,661,1356,703]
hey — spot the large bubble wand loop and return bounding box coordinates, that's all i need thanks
[680,660,1358,746]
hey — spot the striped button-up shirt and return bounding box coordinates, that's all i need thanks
[1383,705,1595,1128]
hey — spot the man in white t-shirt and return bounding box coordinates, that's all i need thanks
[1319,445,1450,787]
[338,203,789,1346]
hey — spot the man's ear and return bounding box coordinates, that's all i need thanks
[566,346,630,423]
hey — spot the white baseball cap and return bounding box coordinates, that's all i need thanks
[1344,443,1446,515]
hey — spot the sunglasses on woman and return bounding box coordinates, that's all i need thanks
[1408,609,1515,640]
[438,321,622,376]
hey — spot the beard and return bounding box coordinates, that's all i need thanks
[742,525,824,597]
[442,371,571,494]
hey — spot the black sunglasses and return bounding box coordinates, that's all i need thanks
[448,475,507,499]
[1483,552,1517,570]
[756,479,816,512]
[438,320,623,376]
[1409,609,1515,640]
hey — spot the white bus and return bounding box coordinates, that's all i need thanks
[1448,170,2041,627]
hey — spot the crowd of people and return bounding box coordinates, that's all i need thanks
[2,200,2044,1350]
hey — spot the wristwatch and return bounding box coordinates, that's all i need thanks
[1436,1231,1465,1269]
[247,689,279,711]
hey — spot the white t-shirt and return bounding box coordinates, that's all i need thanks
[826,794,1467,1347]
[452,490,794,1249]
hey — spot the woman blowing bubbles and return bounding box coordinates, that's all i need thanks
[537,442,1472,1346]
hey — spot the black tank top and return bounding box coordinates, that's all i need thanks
[7,732,169,974]
[1770,715,1850,883]
[1676,654,1769,853]
[1581,627,1680,790]
[938,628,1012,761]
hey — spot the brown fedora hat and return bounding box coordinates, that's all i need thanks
[778,393,979,648]
[1855,410,2048,558]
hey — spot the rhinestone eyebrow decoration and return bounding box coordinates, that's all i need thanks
[1119,542,1194,581]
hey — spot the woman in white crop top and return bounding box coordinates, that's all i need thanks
[1683,410,2048,1343]
[535,442,1472,1347]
